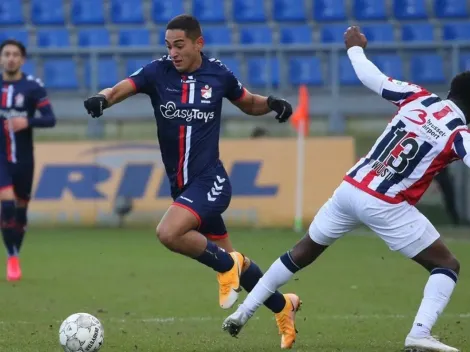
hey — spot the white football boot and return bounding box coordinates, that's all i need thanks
[404,335,459,352]
[222,310,251,337]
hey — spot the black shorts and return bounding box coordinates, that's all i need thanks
[9,162,34,201]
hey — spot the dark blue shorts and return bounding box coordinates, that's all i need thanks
[0,151,12,191]
[172,163,231,240]
[9,162,34,201]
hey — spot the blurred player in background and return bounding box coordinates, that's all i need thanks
[84,15,300,348]
[223,27,465,352]
[0,108,17,281]
[0,39,56,281]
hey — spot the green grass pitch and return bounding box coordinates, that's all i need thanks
[0,228,469,351]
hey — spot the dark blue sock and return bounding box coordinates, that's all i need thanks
[1,201,16,257]
[195,241,234,273]
[280,252,301,273]
[240,261,286,314]
[15,207,27,253]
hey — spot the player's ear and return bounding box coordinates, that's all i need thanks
[195,36,204,50]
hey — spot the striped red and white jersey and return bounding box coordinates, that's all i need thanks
[345,46,469,205]
[127,54,245,192]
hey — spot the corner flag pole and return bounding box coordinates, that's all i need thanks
[294,118,305,233]
[291,85,309,233]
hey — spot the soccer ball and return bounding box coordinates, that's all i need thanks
[59,313,104,352]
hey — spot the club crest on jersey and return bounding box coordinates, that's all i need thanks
[201,85,212,100]
[14,93,24,108]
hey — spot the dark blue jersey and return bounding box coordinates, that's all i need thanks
[127,54,245,190]
[0,73,56,163]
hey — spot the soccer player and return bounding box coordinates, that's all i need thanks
[84,15,300,348]
[223,26,464,352]
[0,39,57,280]
[0,115,17,281]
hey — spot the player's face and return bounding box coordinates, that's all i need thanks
[0,45,24,75]
[165,30,203,72]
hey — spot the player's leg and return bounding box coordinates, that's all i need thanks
[223,182,360,342]
[0,172,19,281]
[0,186,16,258]
[159,167,246,309]
[202,218,288,312]
[405,225,459,351]
[156,187,242,309]
[156,204,237,271]
[11,162,33,254]
[360,196,459,351]
[14,198,28,252]
[206,217,300,349]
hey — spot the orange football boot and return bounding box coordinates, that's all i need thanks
[275,293,302,349]
[217,252,244,309]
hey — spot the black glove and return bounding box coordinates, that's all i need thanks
[267,96,292,123]
[84,94,108,118]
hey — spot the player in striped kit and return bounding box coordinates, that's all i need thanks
[0,39,56,281]
[223,27,465,351]
[84,15,301,348]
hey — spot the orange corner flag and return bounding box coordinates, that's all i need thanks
[290,85,309,136]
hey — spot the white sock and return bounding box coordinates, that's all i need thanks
[409,270,457,338]
[238,258,295,316]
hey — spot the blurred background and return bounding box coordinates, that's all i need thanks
[1,0,469,228]
[3,3,470,351]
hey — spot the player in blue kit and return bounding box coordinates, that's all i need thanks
[84,15,300,348]
[0,39,56,281]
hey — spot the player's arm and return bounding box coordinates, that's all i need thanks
[225,69,292,122]
[99,80,137,108]
[345,26,424,107]
[452,129,470,167]
[84,80,136,118]
[84,63,152,118]
[30,84,56,128]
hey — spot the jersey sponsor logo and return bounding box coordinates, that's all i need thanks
[14,93,24,108]
[160,101,215,123]
[403,109,427,125]
[422,120,446,140]
[0,109,28,119]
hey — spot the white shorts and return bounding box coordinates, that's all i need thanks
[309,181,440,258]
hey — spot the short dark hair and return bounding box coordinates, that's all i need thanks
[448,71,470,116]
[449,71,470,100]
[0,39,26,57]
[166,14,202,41]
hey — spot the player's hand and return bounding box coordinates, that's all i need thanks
[84,94,108,118]
[344,26,367,50]
[5,117,29,132]
[267,96,292,123]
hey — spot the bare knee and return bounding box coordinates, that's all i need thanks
[156,222,179,250]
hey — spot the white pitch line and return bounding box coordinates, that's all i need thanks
[0,313,469,326]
